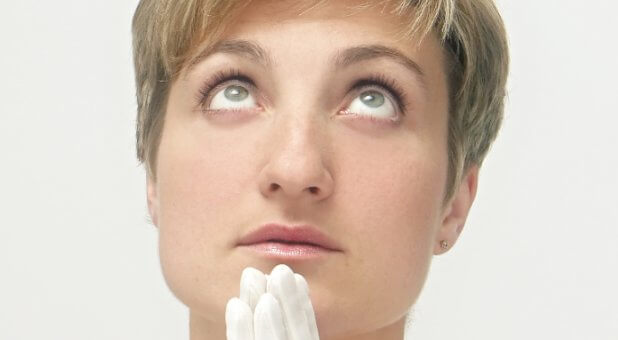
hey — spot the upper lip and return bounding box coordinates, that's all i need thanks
[237,223,341,251]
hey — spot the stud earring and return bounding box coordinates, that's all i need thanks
[440,240,449,249]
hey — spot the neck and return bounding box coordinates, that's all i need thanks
[189,310,407,340]
[189,311,225,340]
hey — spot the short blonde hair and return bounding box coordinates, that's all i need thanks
[131,0,509,203]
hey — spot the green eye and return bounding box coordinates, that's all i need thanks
[209,83,257,111]
[224,85,249,101]
[346,88,398,122]
[359,91,385,108]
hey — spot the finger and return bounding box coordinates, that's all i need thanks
[225,297,254,340]
[294,273,320,340]
[254,292,287,340]
[240,267,267,311]
[268,264,312,340]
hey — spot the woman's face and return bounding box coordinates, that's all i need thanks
[147,0,476,338]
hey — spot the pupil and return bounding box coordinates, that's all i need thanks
[360,91,384,108]
[224,85,248,101]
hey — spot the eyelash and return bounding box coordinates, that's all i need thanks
[195,68,255,111]
[195,68,409,115]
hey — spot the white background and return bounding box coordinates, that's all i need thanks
[1,1,616,339]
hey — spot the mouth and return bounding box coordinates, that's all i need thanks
[265,239,321,246]
[237,223,342,260]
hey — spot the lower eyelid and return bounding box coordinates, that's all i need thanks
[338,110,402,127]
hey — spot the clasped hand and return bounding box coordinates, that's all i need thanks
[225,264,320,340]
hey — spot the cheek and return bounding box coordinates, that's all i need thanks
[310,137,446,335]
[153,115,260,313]
[336,134,446,255]
[156,110,261,226]
[357,158,441,259]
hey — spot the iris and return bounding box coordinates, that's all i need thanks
[224,85,249,101]
[360,90,385,108]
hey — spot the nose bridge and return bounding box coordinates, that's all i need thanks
[278,100,323,153]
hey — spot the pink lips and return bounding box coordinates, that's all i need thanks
[237,223,341,259]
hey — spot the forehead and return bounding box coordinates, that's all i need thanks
[182,0,445,92]
[226,0,411,40]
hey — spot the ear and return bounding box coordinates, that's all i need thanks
[433,165,479,255]
[146,175,159,227]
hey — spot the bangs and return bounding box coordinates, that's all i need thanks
[137,0,454,80]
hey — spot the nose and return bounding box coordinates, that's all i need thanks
[258,115,334,204]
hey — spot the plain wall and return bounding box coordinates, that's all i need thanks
[1,1,616,339]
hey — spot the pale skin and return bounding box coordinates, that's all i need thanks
[146,1,479,339]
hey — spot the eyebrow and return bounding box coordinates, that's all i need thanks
[186,39,425,84]
[187,39,273,73]
[332,44,425,81]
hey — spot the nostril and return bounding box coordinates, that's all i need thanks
[309,187,319,194]
[270,183,280,191]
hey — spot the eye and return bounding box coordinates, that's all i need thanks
[340,74,408,124]
[346,89,398,121]
[195,68,262,114]
[208,83,258,111]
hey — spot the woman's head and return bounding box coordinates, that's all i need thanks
[131,0,508,338]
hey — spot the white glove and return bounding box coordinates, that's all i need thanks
[225,264,320,340]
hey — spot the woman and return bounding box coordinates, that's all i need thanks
[131,0,509,339]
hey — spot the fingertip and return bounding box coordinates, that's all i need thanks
[240,267,267,310]
[271,263,293,276]
[242,267,265,281]
[294,273,309,294]
[242,266,259,274]
[225,297,251,324]
[256,292,279,309]
[269,264,295,291]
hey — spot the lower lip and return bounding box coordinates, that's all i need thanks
[239,242,337,260]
